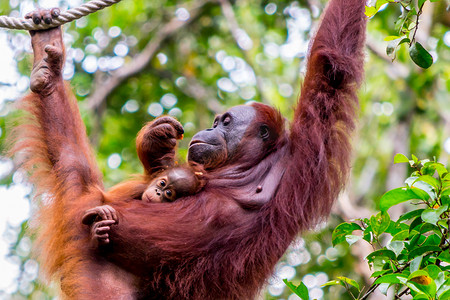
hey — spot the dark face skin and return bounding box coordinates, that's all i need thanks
[188,105,256,168]
[142,168,199,203]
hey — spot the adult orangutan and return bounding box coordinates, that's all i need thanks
[11,0,367,298]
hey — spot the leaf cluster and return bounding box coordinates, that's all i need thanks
[365,0,439,68]
[286,154,450,299]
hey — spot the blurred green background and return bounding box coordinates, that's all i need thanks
[0,0,449,299]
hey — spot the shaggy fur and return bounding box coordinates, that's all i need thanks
[9,0,366,298]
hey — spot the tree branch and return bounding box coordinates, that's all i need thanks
[86,0,214,110]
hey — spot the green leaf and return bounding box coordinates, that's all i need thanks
[322,277,360,292]
[363,225,374,243]
[407,231,427,250]
[365,6,377,17]
[398,209,425,222]
[337,276,360,291]
[437,219,449,230]
[322,280,341,287]
[408,246,441,260]
[366,249,396,263]
[392,230,409,241]
[409,270,431,281]
[406,177,436,200]
[439,289,450,299]
[422,162,447,177]
[424,265,441,280]
[409,42,433,69]
[345,234,362,246]
[438,279,450,298]
[394,153,410,163]
[374,274,408,285]
[408,270,436,297]
[421,205,448,224]
[378,283,390,296]
[332,222,362,246]
[380,187,428,211]
[410,216,424,232]
[410,255,423,273]
[283,280,309,300]
[386,37,410,58]
[422,234,441,246]
[435,271,446,290]
[370,211,391,236]
[414,175,441,191]
[437,251,450,263]
[375,0,389,8]
[384,35,401,42]
[442,187,450,196]
[371,270,390,278]
[387,241,404,257]
[386,221,408,235]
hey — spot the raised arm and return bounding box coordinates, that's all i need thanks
[16,22,102,193]
[9,11,108,291]
[286,0,367,226]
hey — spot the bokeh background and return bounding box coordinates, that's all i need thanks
[0,0,449,299]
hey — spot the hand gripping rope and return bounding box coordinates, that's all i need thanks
[0,0,122,30]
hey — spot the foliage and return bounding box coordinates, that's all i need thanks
[286,154,450,299]
[366,0,441,68]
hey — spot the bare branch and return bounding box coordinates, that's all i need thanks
[86,0,213,110]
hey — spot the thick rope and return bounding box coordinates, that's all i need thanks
[0,0,122,30]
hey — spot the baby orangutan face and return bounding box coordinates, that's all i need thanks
[142,168,201,203]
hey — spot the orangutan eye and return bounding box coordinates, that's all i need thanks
[222,114,231,126]
[165,189,174,199]
[213,118,219,128]
[259,125,270,140]
[159,179,166,187]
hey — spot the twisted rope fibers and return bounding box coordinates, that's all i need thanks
[0,0,122,30]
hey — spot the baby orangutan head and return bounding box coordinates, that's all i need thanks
[142,167,204,203]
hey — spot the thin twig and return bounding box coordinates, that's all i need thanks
[359,283,379,300]
[410,1,424,45]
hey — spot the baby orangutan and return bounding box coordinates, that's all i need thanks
[81,166,205,245]
[142,166,204,203]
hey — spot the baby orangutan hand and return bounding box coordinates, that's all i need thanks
[82,205,118,246]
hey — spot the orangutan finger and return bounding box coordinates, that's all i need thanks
[95,226,110,235]
[81,212,98,225]
[51,8,60,18]
[42,11,52,24]
[102,207,113,221]
[32,11,41,25]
